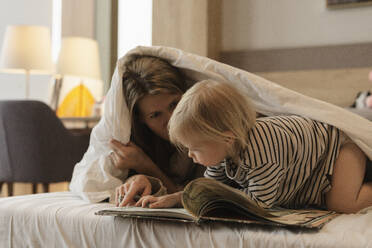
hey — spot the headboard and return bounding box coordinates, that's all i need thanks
[220,43,372,107]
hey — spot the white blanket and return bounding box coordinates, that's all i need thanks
[69,46,372,203]
[0,192,372,247]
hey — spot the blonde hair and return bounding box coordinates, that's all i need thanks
[168,79,256,156]
[122,54,187,168]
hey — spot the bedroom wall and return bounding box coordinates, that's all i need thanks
[221,0,372,107]
[222,0,372,51]
[0,0,54,102]
[0,0,53,49]
[257,67,372,107]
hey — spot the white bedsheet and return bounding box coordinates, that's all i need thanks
[0,192,372,248]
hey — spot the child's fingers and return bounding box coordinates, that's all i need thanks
[149,193,181,208]
[149,198,168,208]
[134,195,151,207]
[134,196,146,207]
[142,196,155,208]
[135,198,143,207]
[141,198,150,208]
[140,196,157,208]
[149,202,161,208]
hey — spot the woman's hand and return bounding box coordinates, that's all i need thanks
[115,175,152,207]
[109,139,179,194]
[109,139,154,173]
[135,191,183,209]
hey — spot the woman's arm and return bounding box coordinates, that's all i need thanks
[109,139,180,193]
[138,158,180,193]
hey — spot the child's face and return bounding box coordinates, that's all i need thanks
[182,136,232,167]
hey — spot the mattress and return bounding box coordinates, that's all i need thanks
[1,192,372,247]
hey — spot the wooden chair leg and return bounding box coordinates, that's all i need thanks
[7,182,13,196]
[32,183,38,194]
[42,183,49,193]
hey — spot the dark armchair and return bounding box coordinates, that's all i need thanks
[0,100,90,196]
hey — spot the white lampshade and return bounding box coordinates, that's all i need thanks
[0,25,53,73]
[57,37,101,80]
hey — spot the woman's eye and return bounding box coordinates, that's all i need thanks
[169,100,178,109]
[149,112,160,119]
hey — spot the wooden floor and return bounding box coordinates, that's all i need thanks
[0,182,69,197]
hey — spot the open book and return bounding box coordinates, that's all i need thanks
[95,178,339,229]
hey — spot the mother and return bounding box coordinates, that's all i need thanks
[110,54,205,206]
[69,51,205,204]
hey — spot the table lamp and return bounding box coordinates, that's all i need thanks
[56,37,102,117]
[0,25,53,99]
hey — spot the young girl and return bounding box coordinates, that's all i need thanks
[136,79,372,213]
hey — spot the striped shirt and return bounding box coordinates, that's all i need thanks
[204,115,341,209]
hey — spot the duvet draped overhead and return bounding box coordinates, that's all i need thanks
[69,46,372,203]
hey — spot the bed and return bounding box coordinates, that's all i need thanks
[1,191,372,247]
[1,46,372,248]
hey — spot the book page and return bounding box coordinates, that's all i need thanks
[182,178,271,218]
[182,178,339,228]
[266,208,339,227]
[95,206,196,222]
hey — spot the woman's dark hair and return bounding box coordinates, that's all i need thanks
[122,55,188,170]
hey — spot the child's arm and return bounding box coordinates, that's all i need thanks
[135,191,183,208]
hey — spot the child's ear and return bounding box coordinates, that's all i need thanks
[223,131,235,145]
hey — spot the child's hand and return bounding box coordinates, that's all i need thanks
[135,191,183,208]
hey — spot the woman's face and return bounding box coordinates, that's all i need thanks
[138,93,182,141]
